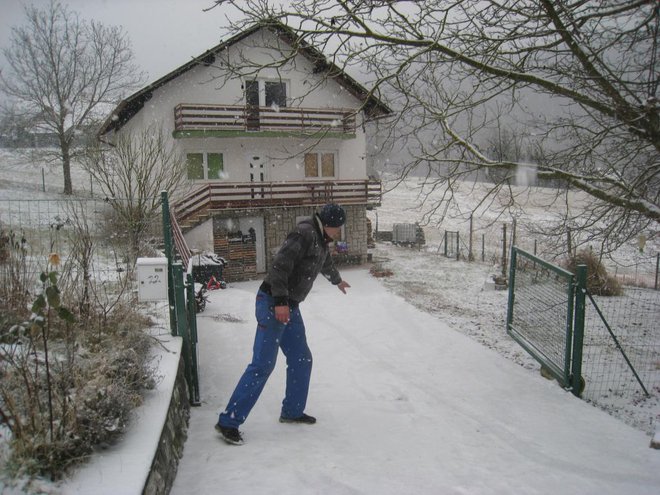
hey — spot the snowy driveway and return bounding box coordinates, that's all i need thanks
[171,268,659,495]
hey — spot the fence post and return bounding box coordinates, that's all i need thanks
[482,234,485,262]
[444,231,448,257]
[456,232,460,261]
[186,272,201,405]
[173,262,194,403]
[511,218,517,254]
[655,253,659,290]
[468,214,474,261]
[571,264,587,397]
[502,224,507,279]
[161,191,177,336]
[506,247,517,334]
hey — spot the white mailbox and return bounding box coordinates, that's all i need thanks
[136,257,168,301]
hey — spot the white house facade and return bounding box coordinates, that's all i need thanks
[99,21,391,281]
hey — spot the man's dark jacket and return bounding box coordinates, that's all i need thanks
[262,214,342,306]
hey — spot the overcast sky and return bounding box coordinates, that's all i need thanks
[0,0,242,84]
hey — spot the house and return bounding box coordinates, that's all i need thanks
[98,20,391,282]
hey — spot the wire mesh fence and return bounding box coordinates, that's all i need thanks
[581,288,660,419]
[508,247,660,432]
[432,219,659,290]
[0,198,163,296]
[507,249,575,386]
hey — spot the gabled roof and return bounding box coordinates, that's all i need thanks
[98,20,392,137]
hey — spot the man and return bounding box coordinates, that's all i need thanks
[215,203,351,445]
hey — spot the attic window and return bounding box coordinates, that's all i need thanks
[245,79,288,108]
[265,81,286,108]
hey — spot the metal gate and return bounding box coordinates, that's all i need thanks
[161,191,201,406]
[506,247,586,395]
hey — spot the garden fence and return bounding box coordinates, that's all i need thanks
[0,197,159,291]
[0,195,202,406]
[508,247,659,432]
[161,191,201,406]
[433,218,659,289]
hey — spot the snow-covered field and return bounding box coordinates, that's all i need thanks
[1,149,659,494]
[371,175,659,286]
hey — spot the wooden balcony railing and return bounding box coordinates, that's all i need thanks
[173,179,381,226]
[173,104,357,135]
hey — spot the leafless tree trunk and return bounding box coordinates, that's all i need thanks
[208,0,659,253]
[0,1,144,195]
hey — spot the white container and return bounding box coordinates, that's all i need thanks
[392,223,418,244]
[136,257,168,301]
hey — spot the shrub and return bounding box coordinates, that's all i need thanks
[0,260,158,480]
[565,249,623,296]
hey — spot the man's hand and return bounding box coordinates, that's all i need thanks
[337,280,351,294]
[274,305,290,324]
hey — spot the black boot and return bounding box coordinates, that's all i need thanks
[279,413,316,424]
[215,423,244,445]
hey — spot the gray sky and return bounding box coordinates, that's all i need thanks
[0,0,240,84]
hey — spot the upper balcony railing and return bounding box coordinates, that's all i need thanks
[173,179,381,226]
[174,104,357,137]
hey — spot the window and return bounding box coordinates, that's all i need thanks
[244,79,288,107]
[265,81,286,108]
[186,152,224,180]
[304,152,336,178]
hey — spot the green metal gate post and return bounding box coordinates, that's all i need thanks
[185,272,201,405]
[506,247,517,331]
[173,262,195,403]
[571,264,587,397]
[161,191,177,336]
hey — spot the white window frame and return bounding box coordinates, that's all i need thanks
[245,78,290,107]
[185,151,225,181]
[303,151,338,179]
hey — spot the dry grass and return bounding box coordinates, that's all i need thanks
[564,248,623,296]
[0,229,158,480]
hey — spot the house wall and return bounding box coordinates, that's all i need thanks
[261,205,367,267]
[118,28,369,184]
[184,218,214,252]
[116,26,376,279]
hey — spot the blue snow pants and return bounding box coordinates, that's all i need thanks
[217,290,313,429]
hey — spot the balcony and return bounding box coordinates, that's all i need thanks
[173,179,381,227]
[173,104,357,138]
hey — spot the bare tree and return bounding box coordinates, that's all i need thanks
[82,125,189,263]
[209,0,659,253]
[0,1,144,195]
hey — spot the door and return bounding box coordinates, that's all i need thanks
[248,154,267,199]
[245,80,260,130]
[239,216,266,273]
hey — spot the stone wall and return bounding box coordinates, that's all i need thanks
[143,351,190,495]
[262,204,368,271]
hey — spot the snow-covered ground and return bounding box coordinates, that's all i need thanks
[174,270,660,495]
[1,150,659,494]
